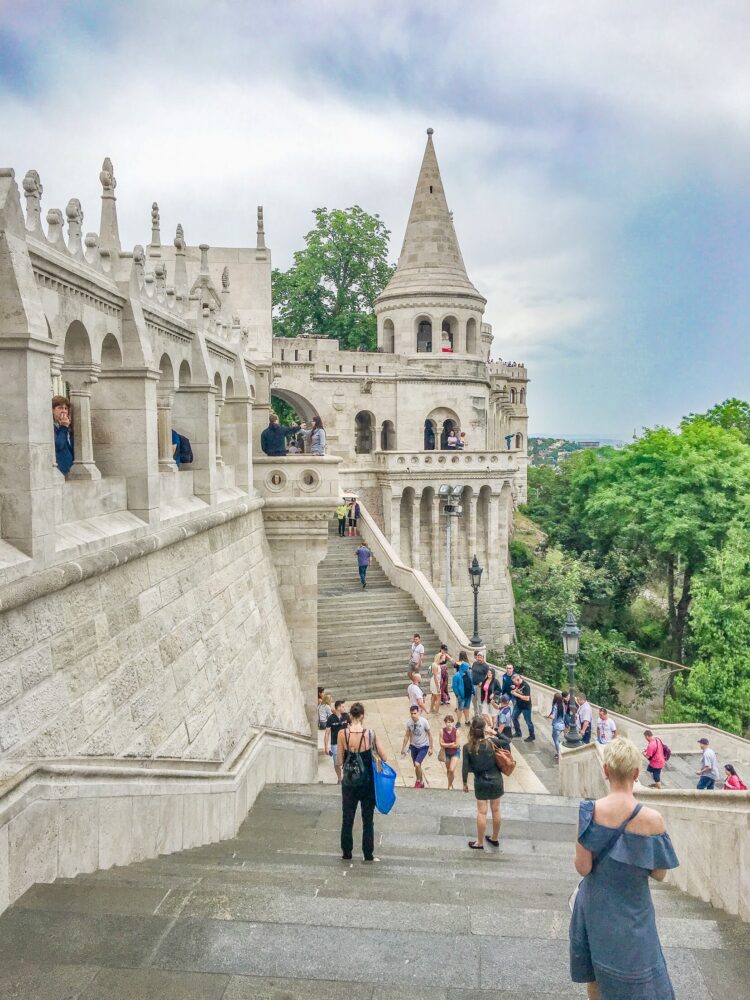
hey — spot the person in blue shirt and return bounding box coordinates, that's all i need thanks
[52,396,74,475]
[171,429,181,466]
[452,651,473,727]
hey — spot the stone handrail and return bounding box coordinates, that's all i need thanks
[558,741,750,921]
[375,450,519,473]
[357,502,481,656]
[0,726,316,917]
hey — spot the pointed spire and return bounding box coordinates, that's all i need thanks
[99,157,121,252]
[173,223,188,297]
[377,129,484,304]
[149,201,161,254]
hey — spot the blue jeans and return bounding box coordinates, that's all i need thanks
[697,776,716,790]
[358,564,367,585]
[551,721,565,753]
[513,705,535,737]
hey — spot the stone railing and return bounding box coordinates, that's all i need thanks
[375,450,519,474]
[0,726,316,917]
[253,455,342,506]
[357,502,481,656]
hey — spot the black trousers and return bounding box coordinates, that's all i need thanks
[341,783,376,860]
[338,517,346,536]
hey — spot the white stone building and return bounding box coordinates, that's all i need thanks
[271,130,529,646]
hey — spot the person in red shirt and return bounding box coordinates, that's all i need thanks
[643,730,666,788]
[723,764,747,790]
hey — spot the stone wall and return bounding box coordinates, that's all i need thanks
[0,502,309,763]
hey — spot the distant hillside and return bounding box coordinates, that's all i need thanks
[529,436,615,467]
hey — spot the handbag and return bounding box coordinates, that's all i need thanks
[371,731,397,815]
[493,741,516,776]
[438,748,446,763]
[568,802,642,912]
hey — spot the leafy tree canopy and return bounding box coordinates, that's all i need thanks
[682,398,750,445]
[272,206,396,351]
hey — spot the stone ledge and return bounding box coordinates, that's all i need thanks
[0,726,316,916]
[0,495,265,615]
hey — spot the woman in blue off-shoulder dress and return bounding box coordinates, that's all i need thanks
[570,737,679,1000]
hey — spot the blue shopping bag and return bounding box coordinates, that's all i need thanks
[372,752,397,815]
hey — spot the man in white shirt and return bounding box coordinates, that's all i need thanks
[576,693,593,744]
[696,737,721,790]
[407,674,426,714]
[400,706,433,788]
[596,708,617,744]
[409,633,425,677]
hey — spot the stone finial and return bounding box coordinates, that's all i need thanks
[173,223,188,297]
[99,156,121,252]
[0,168,27,239]
[84,231,100,265]
[150,201,161,247]
[132,244,145,288]
[155,262,167,296]
[66,198,84,257]
[221,266,230,290]
[256,206,266,249]
[427,127,434,135]
[46,207,65,249]
[199,243,210,274]
[174,222,185,251]
[22,170,43,234]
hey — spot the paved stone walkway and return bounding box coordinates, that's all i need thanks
[1,784,748,998]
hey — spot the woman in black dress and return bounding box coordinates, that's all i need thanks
[462,716,510,849]
[337,702,388,862]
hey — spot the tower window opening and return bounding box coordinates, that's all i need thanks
[429,185,433,193]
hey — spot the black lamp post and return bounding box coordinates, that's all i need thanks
[561,611,582,748]
[469,554,483,647]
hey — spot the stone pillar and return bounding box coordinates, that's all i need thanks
[214,398,224,468]
[451,506,461,584]
[468,492,478,562]
[173,384,218,505]
[156,394,177,473]
[223,396,253,494]
[488,491,501,583]
[410,491,421,571]
[389,493,401,556]
[431,494,441,587]
[63,367,101,481]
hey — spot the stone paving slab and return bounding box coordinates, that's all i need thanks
[79,967,230,1000]
[0,960,99,1000]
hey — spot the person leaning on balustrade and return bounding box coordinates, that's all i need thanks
[52,395,74,475]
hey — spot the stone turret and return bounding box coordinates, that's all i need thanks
[375,129,486,357]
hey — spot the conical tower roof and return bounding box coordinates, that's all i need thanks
[377,129,485,305]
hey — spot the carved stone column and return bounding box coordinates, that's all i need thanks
[214,398,224,468]
[431,494,441,586]
[389,493,401,556]
[468,492,478,563]
[63,366,101,481]
[156,394,177,473]
[410,490,422,571]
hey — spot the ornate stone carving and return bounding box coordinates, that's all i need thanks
[22,169,43,234]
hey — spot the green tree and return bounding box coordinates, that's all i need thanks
[272,206,396,351]
[584,421,750,659]
[682,398,750,445]
[663,515,750,733]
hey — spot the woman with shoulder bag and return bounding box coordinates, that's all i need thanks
[461,716,512,849]
[570,737,679,999]
[337,702,388,862]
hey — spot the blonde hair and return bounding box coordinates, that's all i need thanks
[322,693,333,706]
[603,737,641,781]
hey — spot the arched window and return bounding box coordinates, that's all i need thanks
[440,316,457,353]
[178,360,191,386]
[380,420,396,451]
[382,319,395,353]
[466,317,478,354]
[100,332,122,368]
[355,411,375,453]
[416,317,432,353]
[515,432,523,449]
[509,387,517,404]
[519,388,526,405]
[424,419,436,450]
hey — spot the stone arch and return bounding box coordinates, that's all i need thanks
[415,315,432,353]
[225,376,234,398]
[178,360,191,386]
[271,385,319,424]
[509,387,517,404]
[382,319,395,353]
[99,332,122,368]
[426,406,461,450]
[424,418,437,451]
[63,320,92,365]
[380,419,396,451]
[158,353,175,389]
[466,317,478,354]
[213,372,223,399]
[519,387,526,405]
[440,315,457,353]
[515,431,523,449]
[355,410,375,454]
[419,486,436,578]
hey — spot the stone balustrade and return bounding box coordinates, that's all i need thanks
[375,449,520,473]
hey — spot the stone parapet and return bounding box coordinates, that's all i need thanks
[0,726,316,917]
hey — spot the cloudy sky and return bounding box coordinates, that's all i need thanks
[2,1,749,438]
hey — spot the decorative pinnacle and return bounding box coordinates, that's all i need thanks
[199,243,210,273]
[100,157,116,193]
[427,127,434,135]
[221,266,230,290]
[174,223,185,250]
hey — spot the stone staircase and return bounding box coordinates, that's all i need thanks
[318,526,441,701]
[1,783,746,998]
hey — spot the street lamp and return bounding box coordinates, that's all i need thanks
[469,555,483,646]
[561,611,582,748]
[438,484,464,610]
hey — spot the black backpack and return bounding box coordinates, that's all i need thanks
[462,669,473,699]
[342,730,370,788]
[177,433,193,465]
